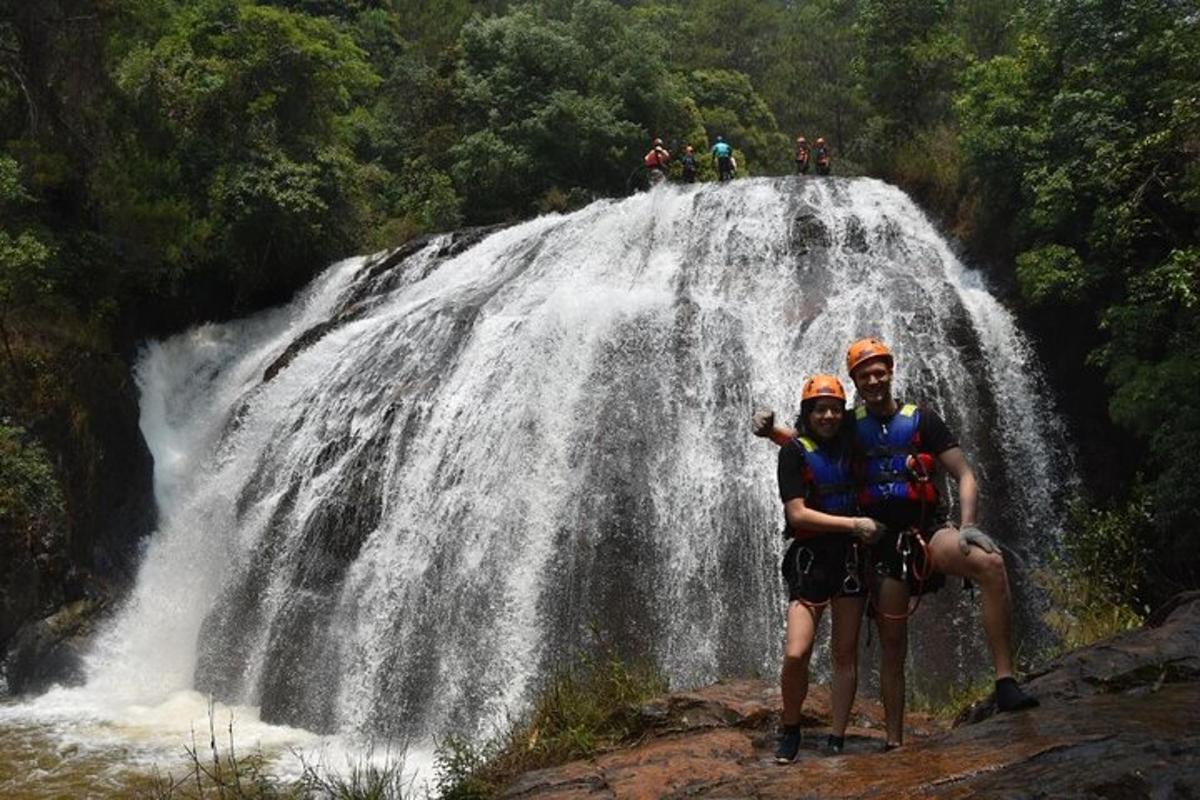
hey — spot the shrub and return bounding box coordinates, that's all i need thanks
[435,651,667,799]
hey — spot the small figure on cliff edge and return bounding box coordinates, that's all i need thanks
[794,136,811,175]
[712,136,735,182]
[644,138,671,186]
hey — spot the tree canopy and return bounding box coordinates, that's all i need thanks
[1,0,1199,603]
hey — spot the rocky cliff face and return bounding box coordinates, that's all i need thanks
[501,593,1200,799]
[1,351,155,693]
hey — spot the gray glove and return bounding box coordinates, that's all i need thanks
[958,525,999,555]
[853,517,887,545]
[752,409,776,438]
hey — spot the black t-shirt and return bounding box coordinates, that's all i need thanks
[857,403,958,530]
[777,435,855,540]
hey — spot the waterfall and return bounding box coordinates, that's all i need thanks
[83,177,1074,744]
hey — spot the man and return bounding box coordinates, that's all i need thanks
[794,136,811,175]
[756,337,1037,750]
[849,337,1038,748]
[680,145,699,183]
[711,135,735,182]
[644,138,670,186]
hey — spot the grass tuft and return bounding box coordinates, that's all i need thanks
[434,650,667,799]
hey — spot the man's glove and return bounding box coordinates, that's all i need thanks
[958,525,999,555]
[852,517,887,545]
[752,409,776,438]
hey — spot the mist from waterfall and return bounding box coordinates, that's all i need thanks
[77,176,1073,747]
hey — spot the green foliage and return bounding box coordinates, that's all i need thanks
[451,0,718,218]
[435,651,667,798]
[857,0,965,151]
[1015,244,1087,306]
[1037,496,1150,651]
[0,425,65,535]
[109,0,379,307]
[689,69,789,174]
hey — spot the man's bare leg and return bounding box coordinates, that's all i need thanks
[928,525,1013,677]
[875,578,909,747]
[927,525,1038,711]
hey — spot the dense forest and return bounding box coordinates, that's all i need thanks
[1,0,1197,648]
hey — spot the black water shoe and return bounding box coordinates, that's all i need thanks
[775,726,802,763]
[995,677,1039,712]
[825,734,845,754]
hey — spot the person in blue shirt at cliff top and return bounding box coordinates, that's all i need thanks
[711,136,735,182]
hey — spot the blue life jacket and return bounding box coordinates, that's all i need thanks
[853,404,939,507]
[712,141,733,158]
[793,436,857,516]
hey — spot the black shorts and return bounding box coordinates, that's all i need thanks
[869,525,947,596]
[781,534,868,604]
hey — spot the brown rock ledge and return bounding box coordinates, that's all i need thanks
[499,595,1200,799]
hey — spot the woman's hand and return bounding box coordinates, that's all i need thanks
[852,517,886,544]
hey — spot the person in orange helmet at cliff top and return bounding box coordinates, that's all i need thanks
[814,137,831,176]
[754,337,1037,751]
[794,136,811,175]
[644,137,671,186]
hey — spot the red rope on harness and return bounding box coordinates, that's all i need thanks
[867,450,939,622]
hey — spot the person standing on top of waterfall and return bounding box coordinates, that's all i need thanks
[680,145,699,183]
[755,337,1038,751]
[753,376,883,762]
[814,137,832,176]
[644,138,671,186]
[794,136,811,175]
[712,136,735,182]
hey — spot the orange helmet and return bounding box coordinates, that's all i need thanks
[846,338,894,376]
[801,374,847,403]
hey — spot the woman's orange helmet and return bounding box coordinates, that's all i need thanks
[846,338,894,375]
[801,374,847,403]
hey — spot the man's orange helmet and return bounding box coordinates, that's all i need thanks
[801,374,847,403]
[846,338,894,375]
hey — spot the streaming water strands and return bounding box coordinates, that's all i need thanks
[83,177,1073,745]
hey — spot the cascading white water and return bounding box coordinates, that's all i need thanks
[60,178,1075,752]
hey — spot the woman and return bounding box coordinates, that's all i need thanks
[757,375,879,762]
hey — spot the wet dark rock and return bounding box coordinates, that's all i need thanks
[841,217,869,253]
[498,594,1200,799]
[261,224,507,385]
[262,315,345,383]
[3,599,106,695]
[788,213,831,254]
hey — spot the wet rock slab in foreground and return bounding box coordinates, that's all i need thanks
[501,594,1200,799]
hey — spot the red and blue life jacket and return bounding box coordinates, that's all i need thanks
[853,404,939,507]
[794,436,857,517]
